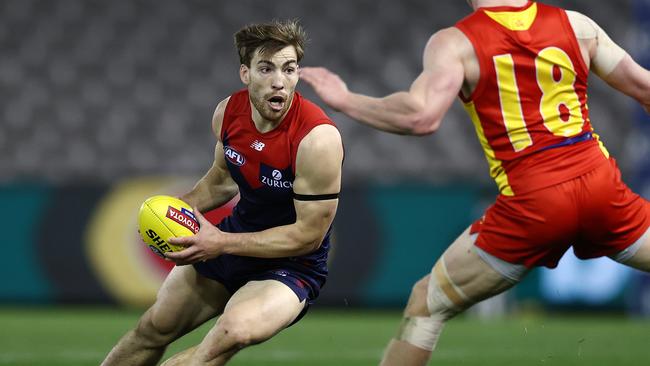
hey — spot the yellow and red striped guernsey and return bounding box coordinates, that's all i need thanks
[456,1,610,196]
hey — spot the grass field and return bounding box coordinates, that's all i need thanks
[0,307,648,366]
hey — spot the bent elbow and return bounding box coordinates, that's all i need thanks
[409,116,441,136]
[309,240,323,253]
[289,231,323,256]
[297,234,326,255]
[304,237,324,254]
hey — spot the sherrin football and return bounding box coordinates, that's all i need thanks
[138,195,200,258]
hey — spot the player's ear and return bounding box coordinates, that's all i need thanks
[240,64,250,85]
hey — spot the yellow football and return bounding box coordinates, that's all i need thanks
[137,195,200,258]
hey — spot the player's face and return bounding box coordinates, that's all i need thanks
[241,46,299,123]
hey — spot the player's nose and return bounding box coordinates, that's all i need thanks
[271,78,284,90]
[270,71,285,90]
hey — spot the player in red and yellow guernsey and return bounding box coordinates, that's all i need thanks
[301,0,650,364]
[102,21,343,366]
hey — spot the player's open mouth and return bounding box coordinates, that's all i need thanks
[267,96,286,112]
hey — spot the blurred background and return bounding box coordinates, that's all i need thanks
[1,0,650,364]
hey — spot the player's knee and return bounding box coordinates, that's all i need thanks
[427,261,468,321]
[224,326,255,350]
[395,262,468,352]
[215,316,259,351]
[404,277,430,317]
[135,309,183,347]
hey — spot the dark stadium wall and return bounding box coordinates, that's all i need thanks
[36,185,114,304]
[336,185,480,307]
[1,180,491,307]
[320,186,383,307]
[0,184,54,302]
[0,180,641,313]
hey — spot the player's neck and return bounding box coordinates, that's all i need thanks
[250,102,292,133]
[474,0,529,10]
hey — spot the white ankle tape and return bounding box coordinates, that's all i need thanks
[396,316,444,351]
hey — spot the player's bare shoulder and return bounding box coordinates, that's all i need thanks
[211,97,231,138]
[424,27,472,61]
[427,27,477,96]
[298,124,343,166]
[295,124,343,193]
[565,10,626,77]
[294,97,343,159]
[565,10,598,40]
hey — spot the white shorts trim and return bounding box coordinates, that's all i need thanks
[610,226,650,263]
[470,233,527,283]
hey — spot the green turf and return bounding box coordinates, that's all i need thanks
[0,307,647,366]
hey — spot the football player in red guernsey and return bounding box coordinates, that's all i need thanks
[102,20,343,366]
[301,1,650,365]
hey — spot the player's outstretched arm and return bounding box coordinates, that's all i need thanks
[180,98,239,212]
[569,11,650,114]
[300,28,465,135]
[167,124,343,263]
[602,56,650,114]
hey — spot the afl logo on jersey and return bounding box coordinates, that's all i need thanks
[224,146,245,166]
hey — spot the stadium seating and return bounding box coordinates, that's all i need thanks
[0,0,636,184]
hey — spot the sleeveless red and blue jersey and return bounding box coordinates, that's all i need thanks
[220,89,336,260]
[456,1,610,196]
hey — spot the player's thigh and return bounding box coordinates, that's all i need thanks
[437,226,522,306]
[144,265,230,337]
[616,227,650,272]
[222,280,305,337]
[205,280,305,346]
[407,227,523,318]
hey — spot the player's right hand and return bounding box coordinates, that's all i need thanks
[166,207,223,265]
[299,67,350,111]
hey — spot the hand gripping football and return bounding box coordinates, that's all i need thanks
[138,195,200,258]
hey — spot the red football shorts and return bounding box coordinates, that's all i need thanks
[471,158,650,268]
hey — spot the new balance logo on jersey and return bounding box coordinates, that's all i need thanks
[250,140,265,151]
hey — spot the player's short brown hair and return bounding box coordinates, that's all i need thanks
[234,19,307,66]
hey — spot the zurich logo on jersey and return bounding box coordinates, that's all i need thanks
[260,165,293,189]
[224,146,245,166]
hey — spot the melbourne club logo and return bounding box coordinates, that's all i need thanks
[250,140,265,151]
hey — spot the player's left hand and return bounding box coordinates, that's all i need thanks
[299,66,350,111]
[166,208,225,265]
